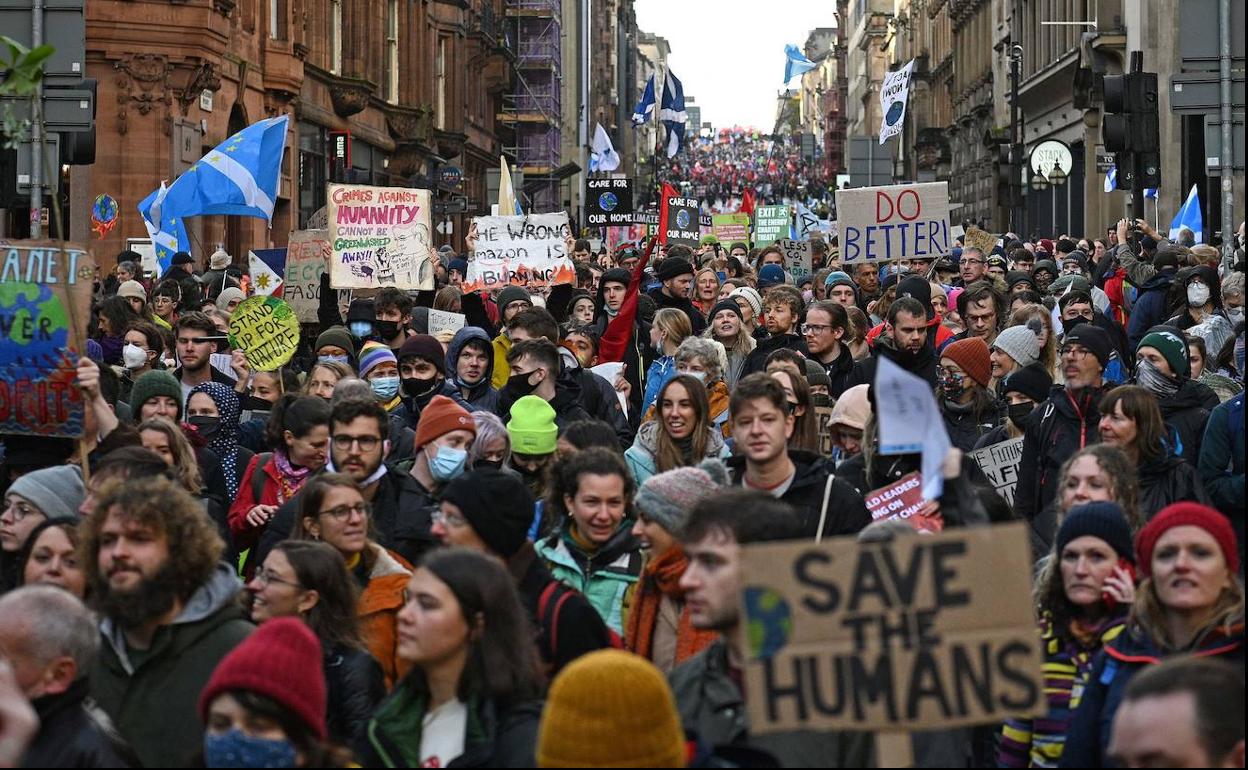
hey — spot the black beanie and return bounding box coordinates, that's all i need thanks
[600,268,631,288]
[655,257,694,282]
[709,299,743,322]
[440,468,535,557]
[1063,324,1112,368]
[1057,502,1135,562]
[1001,363,1053,403]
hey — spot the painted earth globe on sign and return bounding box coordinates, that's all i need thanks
[743,586,792,659]
[886,100,906,127]
[92,194,119,224]
[676,209,691,230]
[1,282,70,367]
[598,191,618,212]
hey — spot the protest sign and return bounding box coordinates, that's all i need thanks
[428,309,466,338]
[464,212,574,292]
[737,523,1043,733]
[879,59,915,145]
[836,182,950,263]
[663,194,701,247]
[328,184,435,290]
[284,230,330,323]
[0,240,93,437]
[586,178,634,226]
[865,472,941,533]
[962,226,998,256]
[712,214,751,246]
[815,403,834,457]
[228,295,301,371]
[778,239,813,281]
[126,238,159,277]
[874,356,950,501]
[753,205,790,248]
[969,437,1024,505]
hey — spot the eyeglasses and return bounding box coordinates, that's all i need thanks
[1059,345,1092,359]
[2,498,42,522]
[431,510,468,528]
[332,434,381,451]
[253,567,302,590]
[961,258,986,266]
[318,502,371,521]
[153,296,176,305]
[801,323,833,335]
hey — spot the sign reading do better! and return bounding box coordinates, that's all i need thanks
[836,182,951,263]
[736,523,1043,734]
[228,296,301,371]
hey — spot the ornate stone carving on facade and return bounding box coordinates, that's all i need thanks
[175,60,222,116]
[326,74,375,117]
[114,53,173,135]
[388,143,427,178]
[214,0,237,17]
[264,89,297,117]
[384,103,430,143]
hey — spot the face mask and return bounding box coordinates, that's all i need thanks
[1061,317,1088,335]
[1135,357,1182,398]
[428,445,468,482]
[939,372,965,401]
[163,357,177,370]
[187,415,220,440]
[802,289,814,303]
[318,354,349,366]
[370,376,401,401]
[1187,283,1211,308]
[1007,401,1036,428]
[402,375,439,399]
[122,343,148,370]
[504,370,540,400]
[203,729,297,769]
[475,458,504,471]
[1228,307,1245,325]
[242,396,273,413]
[812,393,832,409]
[679,369,707,383]
[374,320,401,340]
[349,321,374,339]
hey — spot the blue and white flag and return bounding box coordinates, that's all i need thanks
[1105,165,1158,198]
[783,44,817,85]
[138,114,290,273]
[1169,184,1203,243]
[659,68,687,158]
[632,75,656,125]
[590,122,621,172]
[878,59,915,145]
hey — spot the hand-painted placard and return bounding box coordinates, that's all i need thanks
[968,437,1024,505]
[962,226,998,256]
[865,471,941,532]
[663,195,701,248]
[284,230,330,323]
[778,239,813,281]
[465,212,574,292]
[328,184,435,290]
[428,309,466,338]
[227,295,301,371]
[836,182,950,263]
[585,178,634,226]
[712,213,751,245]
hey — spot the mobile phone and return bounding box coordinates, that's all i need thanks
[1102,558,1138,610]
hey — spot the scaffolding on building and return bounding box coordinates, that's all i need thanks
[498,0,563,211]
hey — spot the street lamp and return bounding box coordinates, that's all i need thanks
[1047,159,1067,186]
[1031,172,1049,192]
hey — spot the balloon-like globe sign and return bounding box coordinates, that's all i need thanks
[91,194,119,239]
[885,100,906,127]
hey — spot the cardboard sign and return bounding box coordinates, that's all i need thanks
[328,184,435,290]
[585,178,634,226]
[778,239,813,281]
[969,437,1024,505]
[836,182,951,263]
[816,403,835,457]
[962,226,998,257]
[465,212,574,292]
[428,309,466,338]
[284,230,330,323]
[737,523,1044,733]
[865,472,941,532]
[753,205,790,248]
[663,194,701,247]
[0,240,94,437]
[712,213,751,246]
[228,295,301,371]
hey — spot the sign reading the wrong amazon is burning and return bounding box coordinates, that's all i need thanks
[464,212,574,292]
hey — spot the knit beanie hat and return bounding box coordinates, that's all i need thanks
[449,258,469,277]
[170,251,194,266]
[1135,502,1240,578]
[314,326,356,358]
[7,465,85,520]
[198,617,327,741]
[634,459,728,535]
[896,275,934,320]
[599,269,631,290]
[358,340,398,378]
[1001,363,1054,402]
[709,299,743,322]
[1032,259,1058,279]
[829,384,872,431]
[804,358,832,390]
[1063,324,1112,368]
[397,334,447,376]
[129,370,183,421]
[215,287,245,311]
[655,256,694,282]
[729,286,763,317]
[507,395,558,455]
[1057,502,1135,562]
[414,395,476,451]
[1005,271,1034,291]
[824,270,853,287]
[209,247,231,271]
[440,468,535,557]
[537,649,686,768]
[992,323,1041,368]
[1137,329,1191,378]
[941,337,992,388]
[757,264,786,288]
[117,280,147,301]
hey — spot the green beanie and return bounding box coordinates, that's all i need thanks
[129,370,184,421]
[507,395,558,455]
[1137,330,1190,378]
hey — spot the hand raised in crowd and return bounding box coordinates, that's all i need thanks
[245,504,278,528]
[75,356,102,401]
[231,349,250,393]
[465,221,478,253]
[613,364,631,401]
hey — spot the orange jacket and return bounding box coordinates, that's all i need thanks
[358,545,413,689]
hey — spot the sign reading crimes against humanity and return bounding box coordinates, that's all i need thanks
[228,296,301,371]
[464,212,574,292]
[284,230,330,324]
[328,184,435,291]
[585,178,634,225]
[836,182,950,263]
[737,522,1043,733]
[0,240,94,438]
[968,437,1024,506]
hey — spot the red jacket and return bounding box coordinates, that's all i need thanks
[227,454,282,550]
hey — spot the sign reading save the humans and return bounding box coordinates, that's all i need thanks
[465,212,574,292]
[228,296,301,371]
[737,523,1043,733]
[836,182,950,263]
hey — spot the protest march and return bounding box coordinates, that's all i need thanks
[0,2,1244,768]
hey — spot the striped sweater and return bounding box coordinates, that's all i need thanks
[998,612,1125,768]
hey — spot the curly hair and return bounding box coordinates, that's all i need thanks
[1055,444,1141,529]
[545,447,635,523]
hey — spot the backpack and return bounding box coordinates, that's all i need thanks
[250,452,273,503]
[536,580,624,660]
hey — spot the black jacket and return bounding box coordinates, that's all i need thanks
[496,363,594,431]
[22,678,138,768]
[647,286,707,335]
[1157,378,1217,463]
[941,398,1002,453]
[511,541,613,676]
[1137,452,1214,521]
[850,335,940,390]
[815,343,859,399]
[325,645,386,746]
[1126,270,1176,350]
[741,332,810,377]
[726,450,871,539]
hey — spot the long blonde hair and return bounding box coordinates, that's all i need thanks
[653,307,692,355]
[137,418,203,494]
[1130,575,1245,651]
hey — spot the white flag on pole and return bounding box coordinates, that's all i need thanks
[878,59,916,146]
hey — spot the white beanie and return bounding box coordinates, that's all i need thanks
[216,287,246,311]
[7,465,85,521]
[729,286,763,318]
[992,322,1042,369]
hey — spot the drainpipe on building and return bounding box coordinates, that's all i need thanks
[1218,0,1234,260]
[29,0,44,238]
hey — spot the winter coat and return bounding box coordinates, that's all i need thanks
[1136,451,1212,522]
[358,545,414,689]
[228,451,312,554]
[647,286,708,335]
[850,335,940,390]
[510,541,613,676]
[90,564,253,769]
[1155,378,1216,463]
[556,345,633,448]
[22,678,138,768]
[399,379,477,431]
[490,331,513,390]
[725,450,871,540]
[642,355,678,414]
[495,363,595,431]
[815,343,859,399]
[536,521,643,635]
[624,421,730,485]
[1059,621,1244,768]
[668,638,874,768]
[445,327,501,413]
[1198,393,1245,547]
[325,644,386,746]
[1126,270,1176,351]
[940,397,1002,453]
[741,332,810,377]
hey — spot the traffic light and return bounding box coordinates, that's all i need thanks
[1102,69,1160,189]
[995,144,1013,201]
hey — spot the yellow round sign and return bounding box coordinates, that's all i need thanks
[227,295,301,371]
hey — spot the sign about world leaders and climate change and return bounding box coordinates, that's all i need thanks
[228,296,301,371]
[284,230,330,324]
[328,184,435,291]
[0,240,95,438]
[836,182,951,264]
[464,212,575,292]
[712,213,751,246]
[585,178,634,226]
[663,194,701,248]
[737,523,1044,733]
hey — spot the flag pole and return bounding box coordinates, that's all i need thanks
[653,63,665,212]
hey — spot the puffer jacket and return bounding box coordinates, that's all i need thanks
[536,521,643,635]
[325,644,386,746]
[358,545,414,689]
[741,332,810,377]
[624,421,730,485]
[1199,393,1245,544]
[490,331,513,390]
[1155,377,1217,463]
[445,326,500,412]
[1126,270,1176,351]
[1136,451,1213,522]
[23,678,139,768]
[725,450,871,539]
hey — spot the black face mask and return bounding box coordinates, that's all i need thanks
[374,320,401,340]
[241,396,274,413]
[1062,317,1089,334]
[812,393,832,409]
[503,370,540,401]
[1007,401,1037,428]
[402,375,439,399]
[187,415,221,440]
[475,459,504,471]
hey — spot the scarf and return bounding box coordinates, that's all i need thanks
[624,546,719,665]
[189,382,243,500]
[1135,357,1182,398]
[272,449,313,504]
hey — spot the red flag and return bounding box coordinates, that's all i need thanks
[598,237,657,363]
[740,188,756,217]
[656,182,677,245]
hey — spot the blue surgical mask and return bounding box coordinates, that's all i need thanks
[429,445,468,482]
[679,369,707,383]
[203,729,297,768]
[370,376,400,401]
[349,321,374,339]
[318,354,350,366]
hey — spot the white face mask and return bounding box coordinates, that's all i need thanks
[1228,306,1245,325]
[122,343,148,370]
[1187,282,1211,308]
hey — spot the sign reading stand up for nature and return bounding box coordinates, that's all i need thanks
[465,212,574,292]
[737,523,1044,734]
[836,182,951,263]
[328,184,435,291]
[0,240,94,437]
[228,296,301,371]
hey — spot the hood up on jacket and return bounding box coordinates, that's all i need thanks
[445,326,495,400]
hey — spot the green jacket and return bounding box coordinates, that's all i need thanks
[535,523,642,635]
[90,563,253,768]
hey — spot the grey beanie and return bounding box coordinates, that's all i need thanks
[633,459,728,534]
[992,321,1042,368]
[8,465,86,521]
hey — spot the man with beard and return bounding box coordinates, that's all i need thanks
[850,297,940,389]
[83,476,252,768]
[396,333,474,430]
[647,254,707,335]
[802,300,856,398]
[445,326,500,411]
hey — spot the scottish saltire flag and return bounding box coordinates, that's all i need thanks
[783,44,817,85]
[659,69,687,158]
[632,75,656,125]
[1169,184,1203,242]
[1104,166,1158,198]
[590,123,621,172]
[138,114,290,273]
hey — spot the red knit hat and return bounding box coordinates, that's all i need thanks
[940,337,992,388]
[414,395,476,451]
[1135,502,1240,578]
[198,617,327,741]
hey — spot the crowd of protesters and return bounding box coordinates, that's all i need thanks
[0,210,1243,769]
[665,126,832,211]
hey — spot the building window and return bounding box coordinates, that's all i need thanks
[385,0,399,102]
[298,123,327,227]
[330,0,342,74]
[269,0,286,40]
[436,37,447,131]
